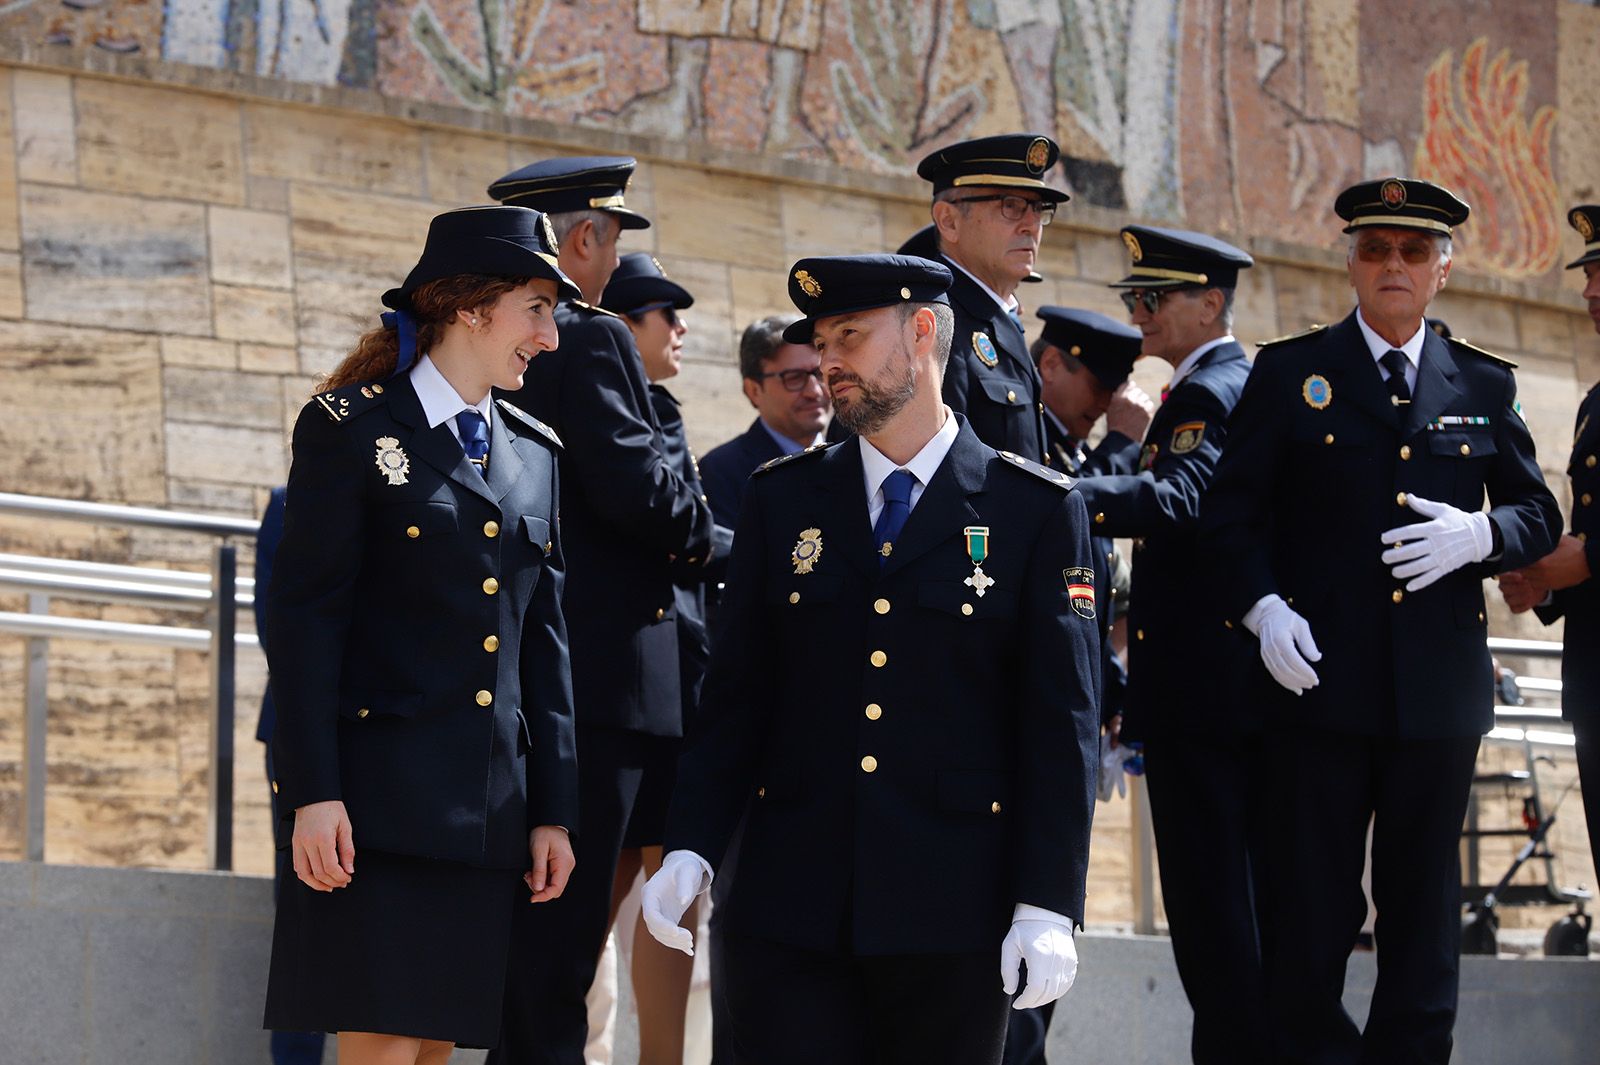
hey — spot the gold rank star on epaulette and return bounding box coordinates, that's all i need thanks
[495,399,564,448]
[754,442,829,474]
[314,380,388,424]
[997,450,1076,490]
[1446,336,1518,369]
[1255,324,1327,349]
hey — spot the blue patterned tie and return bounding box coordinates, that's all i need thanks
[873,469,915,568]
[456,409,490,470]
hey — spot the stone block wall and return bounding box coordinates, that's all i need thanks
[0,47,1595,927]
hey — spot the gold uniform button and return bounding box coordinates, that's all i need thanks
[544,541,553,554]
[1459,443,1471,457]
[1224,619,1234,629]
[1037,402,1044,414]
[1007,390,1017,403]
[870,650,888,668]
[483,635,499,652]
[1324,433,1335,445]
[1589,456,1597,469]
[483,520,500,538]
[788,592,801,604]
[476,690,493,707]
[1584,494,1594,507]
[656,607,666,620]
[701,494,709,503]
[1395,492,1408,507]
[483,577,499,595]
[686,557,699,565]
[757,786,766,798]
[271,780,279,795]
[1478,611,1486,623]
[1136,629,1145,641]
[991,801,1002,814]
[1581,532,1590,544]
[961,603,974,616]
[406,525,420,539]
[357,707,370,719]
[1400,445,1412,460]
[861,755,878,773]
[874,598,891,615]
[1392,589,1404,604]
[1094,512,1106,525]
[865,703,882,721]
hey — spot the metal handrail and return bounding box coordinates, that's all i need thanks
[0,611,261,651]
[0,552,256,592]
[1487,637,1564,659]
[0,567,219,610]
[0,491,257,537]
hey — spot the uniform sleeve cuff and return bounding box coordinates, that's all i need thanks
[1012,902,1076,931]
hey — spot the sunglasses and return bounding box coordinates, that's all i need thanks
[949,194,1056,226]
[756,367,824,392]
[628,303,683,327]
[1354,238,1438,265]
[1119,289,1180,315]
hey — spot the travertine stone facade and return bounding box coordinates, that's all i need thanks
[0,46,1595,927]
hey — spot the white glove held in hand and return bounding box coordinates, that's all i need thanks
[1097,735,1132,802]
[1380,495,1494,591]
[1243,594,1322,695]
[641,849,711,956]
[1001,910,1079,1010]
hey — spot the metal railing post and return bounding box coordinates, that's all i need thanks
[208,544,237,871]
[23,593,49,862]
[1131,773,1157,935]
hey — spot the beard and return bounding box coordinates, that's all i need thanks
[830,349,918,436]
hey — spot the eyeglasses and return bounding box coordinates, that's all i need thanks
[756,367,824,392]
[949,194,1055,226]
[628,304,682,327]
[1354,238,1438,265]
[1119,289,1179,315]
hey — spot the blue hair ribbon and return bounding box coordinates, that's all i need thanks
[380,308,419,378]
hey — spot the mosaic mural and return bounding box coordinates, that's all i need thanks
[3,0,1598,278]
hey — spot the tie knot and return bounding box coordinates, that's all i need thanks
[882,468,915,507]
[1381,349,1409,378]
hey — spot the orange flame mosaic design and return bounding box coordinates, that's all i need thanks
[1414,38,1560,279]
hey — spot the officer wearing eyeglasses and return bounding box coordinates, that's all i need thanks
[914,134,1066,464]
[1201,178,1560,1064]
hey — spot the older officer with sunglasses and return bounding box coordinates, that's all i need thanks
[1202,178,1559,1064]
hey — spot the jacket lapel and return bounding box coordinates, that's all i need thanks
[818,442,879,578]
[387,376,499,508]
[882,421,984,577]
[485,405,526,503]
[1323,313,1401,430]
[1402,329,1463,440]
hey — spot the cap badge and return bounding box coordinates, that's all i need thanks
[791,527,823,575]
[963,526,995,597]
[972,331,999,368]
[1381,179,1407,210]
[1025,137,1051,173]
[794,269,822,298]
[541,212,558,251]
[1575,210,1596,242]
[1063,567,1096,619]
[1302,374,1332,410]
[1122,231,1143,263]
[373,436,411,486]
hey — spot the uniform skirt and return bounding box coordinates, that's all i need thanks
[263,848,522,1048]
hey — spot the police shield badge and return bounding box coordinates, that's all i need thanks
[791,527,823,574]
[373,436,410,485]
[972,332,999,368]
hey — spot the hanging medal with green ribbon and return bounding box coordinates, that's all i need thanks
[963,525,995,597]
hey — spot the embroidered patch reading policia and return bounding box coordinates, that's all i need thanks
[1063,568,1096,619]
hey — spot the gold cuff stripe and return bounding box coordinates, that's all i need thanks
[1346,214,1453,234]
[951,174,1051,190]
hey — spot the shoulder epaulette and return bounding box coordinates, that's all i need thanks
[996,449,1076,491]
[753,442,831,474]
[1255,324,1328,349]
[1447,336,1518,369]
[312,380,388,425]
[496,399,563,448]
[571,300,621,320]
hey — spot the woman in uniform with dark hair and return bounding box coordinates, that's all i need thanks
[262,205,582,1065]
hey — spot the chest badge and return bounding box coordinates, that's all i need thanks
[963,525,995,597]
[373,436,410,486]
[972,332,999,368]
[1302,374,1332,410]
[1063,568,1096,619]
[792,527,823,574]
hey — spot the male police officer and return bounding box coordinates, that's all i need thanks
[915,135,1067,463]
[486,158,717,1065]
[1501,204,1600,880]
[1064,230,1265,1065]
[1202,178,1560,1065]
[638,254,1101,1065]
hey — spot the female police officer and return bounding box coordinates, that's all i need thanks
[262,205,581,1064]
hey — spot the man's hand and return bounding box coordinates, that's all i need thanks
[292,800,354,892]
[641,850,711,956]
[1497,570,1544,614]
[1243,594,1321,695]
[1000,916,1079,1010]
[1523,534,1592,594]
[1105,381,1156,442]
[525,825,575,903]
[1380,495,1494,591]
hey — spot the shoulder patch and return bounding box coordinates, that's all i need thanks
[1255,324,1328,349]
[312,381,388,425]
[1447,336,1518,369]
[571,299,621,320]
[496,399,563,448]
[996,449,1076,491]
[753,442,831,474]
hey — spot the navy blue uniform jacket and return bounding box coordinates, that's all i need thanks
[664,418,1101,955]
[1535,383,1600,725]
[941,258,1049,464]
[501,301,716,737]
[254,485,286,745]
[264,377,578,870]
[1202,313,1560,738]
[699,418,785,529]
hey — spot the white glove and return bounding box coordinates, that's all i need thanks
[1243,594,1321,695]
[1097,735,1131,802]
[641,849,712,956]
[1380,495,1494,591]
[1000,907,1079,1010]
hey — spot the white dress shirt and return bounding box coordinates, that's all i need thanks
[858,407,960,526]
[1355,310,1425,394]
[1166,334,1236,394]
[409,354,493,446]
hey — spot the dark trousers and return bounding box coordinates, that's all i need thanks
[721,934,1010,1065]
[999,1000,1053,1065]
[265,747,326,1065]
[1264,728,1480,1065]
[490,726,671,1065]
[1575,721,1600,889]
[1141,732,1272,1065]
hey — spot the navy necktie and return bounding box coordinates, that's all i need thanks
[456,409,490,470]
[873,469,915,568]
[1007,305,1025,336]
[1381,349,1411,404]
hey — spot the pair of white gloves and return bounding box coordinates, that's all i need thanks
[1245,495,1494,694]
[641,852,1079,1010]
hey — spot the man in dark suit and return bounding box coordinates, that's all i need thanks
[1202,178,1561,1065]
[913,134,1068,464]
[638,254,1101,1065]
[699,314,831,527]
[1500,203,1600,880]
[1062,232,1266,1065]
[485,158,718,1065]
